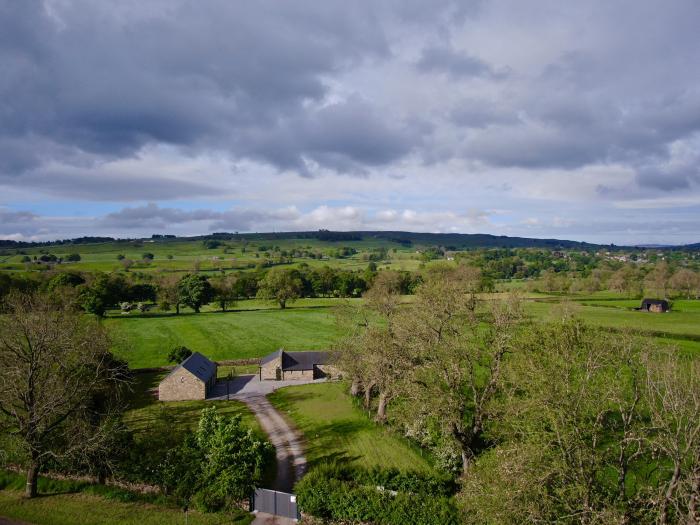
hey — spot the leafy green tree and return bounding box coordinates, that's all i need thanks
[162,407,272,512]
[141,252,155,261]
[256,268,303,309]
[0,292,128,498]
[177,274,214,313]
[167,346,192,364]
[65,253,81,262]
[211,274,238,312]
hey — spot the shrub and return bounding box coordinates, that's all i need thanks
[295,464,459,525]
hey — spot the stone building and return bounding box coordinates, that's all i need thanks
[158,352,218,401]
[259,349,338,381]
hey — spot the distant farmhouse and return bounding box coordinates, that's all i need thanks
[638,298,670,313]
[259,350,338,381]
[159,352,218,401]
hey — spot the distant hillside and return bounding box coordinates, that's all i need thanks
[1,230,698,250]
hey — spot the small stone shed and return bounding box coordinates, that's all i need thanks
[259,349,339,381]
[638,298,670,313]
[158,352,218,401]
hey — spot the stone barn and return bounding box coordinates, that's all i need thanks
[158,352,218,401]
[638,298,670,313]
[259,349,339,381]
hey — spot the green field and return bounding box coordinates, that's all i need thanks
[269,382,434,473]
[0,489,251,525]
[108,302,344,368]
[0,491,251,525]
[0,237,420,274]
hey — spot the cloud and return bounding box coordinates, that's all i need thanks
[2,1,700,243]
[416,45,508,79]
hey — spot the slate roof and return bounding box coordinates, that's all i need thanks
[641,298,668,306]
[165,351,217,382]
[260,349,330,371]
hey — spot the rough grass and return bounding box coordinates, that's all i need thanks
[269,382,434,474]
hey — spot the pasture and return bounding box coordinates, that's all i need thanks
[107,300,345,368]
[269,382,434,473]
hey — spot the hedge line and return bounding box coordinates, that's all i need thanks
[295,465,459,525]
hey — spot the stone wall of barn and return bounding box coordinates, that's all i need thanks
[281,369,314,380]
[260,357,281,380]
[315,364,341,379]
[158,369,206,401]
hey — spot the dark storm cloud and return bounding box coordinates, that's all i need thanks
[0,0,416,188]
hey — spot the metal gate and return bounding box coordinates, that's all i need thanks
[252,488,300,520]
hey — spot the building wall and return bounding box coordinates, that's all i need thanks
[260,357,281,380]
[649,303,666,313]
[158,369,206,401]
[315,364,341,379]
[282,369,314,381]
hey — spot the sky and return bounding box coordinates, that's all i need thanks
[1,0,700,245]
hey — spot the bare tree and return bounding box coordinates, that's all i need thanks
[0,292,129,498]
[643,352,700,524]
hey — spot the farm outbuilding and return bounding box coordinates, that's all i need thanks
[259,349,339,381]
[638,298,670,313]
[158,352,218,401]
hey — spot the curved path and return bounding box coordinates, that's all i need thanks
[210,374,319,492]
[240,393,306,492]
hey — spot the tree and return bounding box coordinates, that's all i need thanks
[142,252,155,261]
[167,346,193,364]
[0,292,128,498]
[157,274,181,314]
[256,268,303,309]
[65,253,81,262]
[177,274,214,313]
[643,352,700,524]
[669,268,699,299]
[162,407,272,512]
[211,274,238,312]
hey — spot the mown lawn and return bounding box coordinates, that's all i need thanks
[269,382,434,473]
[107,304,343,369]
[0,490,251,525]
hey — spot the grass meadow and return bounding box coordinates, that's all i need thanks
[269,382,434,474]
[105,294,700,369]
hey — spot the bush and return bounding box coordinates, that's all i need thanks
[295,464,459,525]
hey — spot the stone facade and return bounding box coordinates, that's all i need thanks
[158,352,218,401]
[159,368,207,401]
[281,369,314,380]
[260,357,281,380]
[258,350,339,381]
[315,364,341,379]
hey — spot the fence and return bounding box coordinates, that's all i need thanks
[251,488,300,520]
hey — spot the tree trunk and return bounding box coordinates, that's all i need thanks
[175,303,180,315]
[350,379,362,397]
[687,464,699,525]
[279,300,286,309]
[25,461,39,499]
[659,461,682,524]
[376,392,389,423]
[363,382,375,409]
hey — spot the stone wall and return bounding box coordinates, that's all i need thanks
[260,357,281,380]
[315,364,341,379]
[281,369,314,381]
[158,369,206,401]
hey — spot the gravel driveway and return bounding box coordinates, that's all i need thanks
[209,374,322,492]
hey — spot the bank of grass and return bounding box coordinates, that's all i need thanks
[269,382,434,473]
[0,471,252,525]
